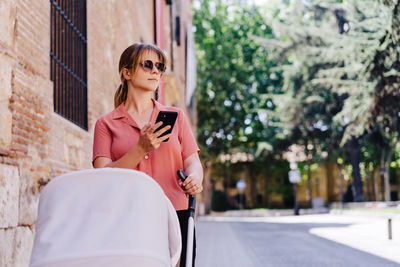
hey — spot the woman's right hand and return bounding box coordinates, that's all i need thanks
[137,121,171,153]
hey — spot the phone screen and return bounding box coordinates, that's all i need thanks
[155,111,178,142]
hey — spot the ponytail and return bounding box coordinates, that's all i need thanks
[114,80,128,108]
[155,87,159,101]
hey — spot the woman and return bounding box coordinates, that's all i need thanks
[92,43,203,266]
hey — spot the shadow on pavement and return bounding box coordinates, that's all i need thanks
[196,220,399,267]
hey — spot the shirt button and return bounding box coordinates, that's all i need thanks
[144,155,149,159]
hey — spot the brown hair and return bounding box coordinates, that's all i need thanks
[114,43,167,108]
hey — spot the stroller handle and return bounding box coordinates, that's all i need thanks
[177,170,196,216]
[177,169,188,182]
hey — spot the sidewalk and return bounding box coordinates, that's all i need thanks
[209,208,329,217]
[309,213,400,264]
[200,209,400,264]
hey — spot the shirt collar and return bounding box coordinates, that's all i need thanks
[112,102,126,120]
[112,98,165,128]
[152,98,165,112]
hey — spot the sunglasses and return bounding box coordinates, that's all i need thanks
[139,60,166,73]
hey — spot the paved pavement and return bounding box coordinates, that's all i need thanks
[194,211,400,267]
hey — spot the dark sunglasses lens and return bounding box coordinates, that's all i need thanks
[142,60,165,72]
[143,60,154,70]
[155,62,166,72]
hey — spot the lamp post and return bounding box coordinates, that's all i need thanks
[289,161,301,216]
[236,180,246,210]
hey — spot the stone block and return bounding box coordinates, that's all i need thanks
[0,0,16,47]
[19,145,50,225]
[0,54,12,100]
[0,110,12,148]
[64,131,85,168]
[0,54,13,148]
[13,226,34,267]
[0,228,14,267]
[0,227,35,267]
[18,171,40,226]
[0,164,19,228]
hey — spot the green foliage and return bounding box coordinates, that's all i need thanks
[194,0,400,205]
[370,0,400,153]
[254,0,400,202]
[193,0,283,161]
[255,0,400,163]
[257,0,399,143]
[255,2,348,168]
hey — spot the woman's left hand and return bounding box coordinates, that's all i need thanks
[178,174,203,195]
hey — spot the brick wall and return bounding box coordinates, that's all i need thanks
[0,0,194,266]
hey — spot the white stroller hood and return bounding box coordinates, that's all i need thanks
[30,168,181,267]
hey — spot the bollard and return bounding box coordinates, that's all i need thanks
[388,218,392,240]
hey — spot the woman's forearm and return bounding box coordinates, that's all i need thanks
[185,161,203,182]
[184,154,204,182]
[181,153,204,194]
[105,144,147,169]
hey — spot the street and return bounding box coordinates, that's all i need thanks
[195,213,400,267]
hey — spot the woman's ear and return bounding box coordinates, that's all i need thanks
[122,68,132,80]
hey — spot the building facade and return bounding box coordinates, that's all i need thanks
[0,0,196,265]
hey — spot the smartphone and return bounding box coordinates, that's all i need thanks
[155,111,178,142]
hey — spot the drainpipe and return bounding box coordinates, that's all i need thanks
[155,0,165,104]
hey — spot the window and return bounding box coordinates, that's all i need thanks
[175,16,181,46]
[50,0,88,130]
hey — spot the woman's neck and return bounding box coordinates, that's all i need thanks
[124,88,154,115]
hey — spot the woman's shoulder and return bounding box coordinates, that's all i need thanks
[154,100,185,115]
[96,105,122,124]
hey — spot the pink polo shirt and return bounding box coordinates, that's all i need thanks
[92,99,200,210]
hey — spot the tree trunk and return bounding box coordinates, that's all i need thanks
[307,160,312,206]
[264,170,270,207]
[203,159,213,214]
[248,164,257,208]
[305,145,312,206]
[380,148,386,201]
[365,174,371,202]
[223,162,230,193]
[338,163,344,202]
[384,146,395,201]
[373,168,379,201]
[347,136,364,202]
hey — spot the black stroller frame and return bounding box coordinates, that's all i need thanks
[177,170,196,267]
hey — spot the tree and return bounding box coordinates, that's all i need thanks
[368,0,400,200]
[194,0,285,210]
[256,0,400,202]
[254,0,354,200]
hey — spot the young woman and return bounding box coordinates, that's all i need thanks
[92,43,203,266]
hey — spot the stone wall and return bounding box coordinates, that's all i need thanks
[0,0,193,266]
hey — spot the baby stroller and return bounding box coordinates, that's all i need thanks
[29,168,183,267]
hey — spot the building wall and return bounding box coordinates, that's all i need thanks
[296,162,399,205]
[297,162,347,206]
[0,0,194,266]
